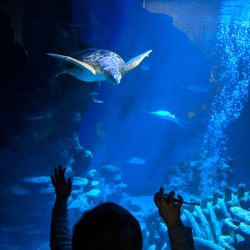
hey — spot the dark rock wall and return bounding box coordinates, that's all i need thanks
[0,0,94,167]
[0,0,94,239]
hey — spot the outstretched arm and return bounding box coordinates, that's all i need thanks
[50,165,72,250]
[154,188,195,250]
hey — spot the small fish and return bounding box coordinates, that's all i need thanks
[128,156,146,165]
[187,86,209,93]
[147,110,187,129]
[90,92,103,104]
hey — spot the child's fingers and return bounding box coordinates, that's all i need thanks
[177,194,183,208]
[51,175,56,187]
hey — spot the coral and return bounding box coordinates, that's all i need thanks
[3,161,250,250]
[180,184,250,249]
[136,183,250,250]
[230,207,250,224]
[181,184,250,249]
[65,164,134,213]
[194,237,224,250]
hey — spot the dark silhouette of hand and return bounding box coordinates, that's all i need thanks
[51,165,72,200]
[154,187,183,229]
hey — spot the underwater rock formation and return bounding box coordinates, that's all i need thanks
[2,160,250,250]
[0,1,94,174]
[182,184,250,250]
[0,0,96,182]
[66,164,139,213]
[0,163,133,249]
[166,150,233,196]
[139,183,250,250]
[0,1,96,248]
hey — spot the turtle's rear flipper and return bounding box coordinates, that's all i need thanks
[46,53,96,75]
[125,50,152,73]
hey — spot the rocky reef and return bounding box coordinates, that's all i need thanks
[136,183,250,250]
[182,184,250,250]
[166,150,234,196]
[9,163,249,250]
[1,158,250,250]
[0,0,94,175]
[0,163,135,249]
[0,1,95,247]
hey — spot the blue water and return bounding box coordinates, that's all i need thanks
[1,0,250,249]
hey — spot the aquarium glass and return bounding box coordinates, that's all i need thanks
[0,0,249,249]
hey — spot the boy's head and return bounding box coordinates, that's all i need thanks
[72,202,142,250]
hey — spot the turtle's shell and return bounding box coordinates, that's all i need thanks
[71,49,126,74]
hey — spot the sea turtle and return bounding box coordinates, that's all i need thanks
[47,48,152,84]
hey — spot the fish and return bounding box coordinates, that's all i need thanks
[128,156,146,165]
[147,110,187,129]
[187,86,209,93]
[90,92,104,104]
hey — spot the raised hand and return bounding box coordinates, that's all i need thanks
[51,165,72,200]
[154,187,183,229]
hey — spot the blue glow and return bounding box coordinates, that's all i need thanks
[2,1,250,250]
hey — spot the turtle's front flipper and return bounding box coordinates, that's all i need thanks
[124,50,152,73]
[46,53,96,75]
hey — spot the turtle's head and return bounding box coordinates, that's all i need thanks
[106,69,122,85]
